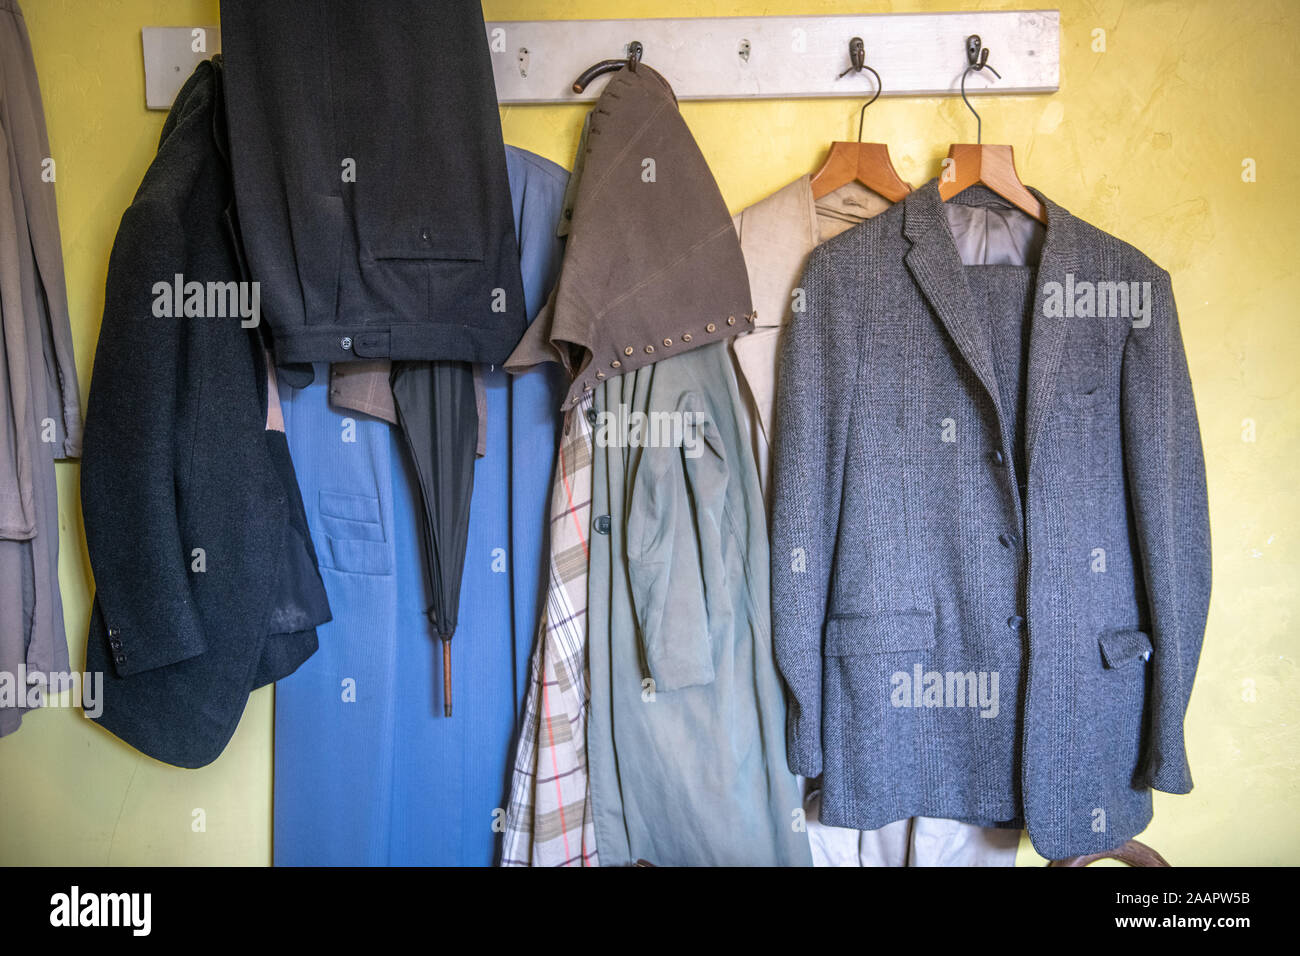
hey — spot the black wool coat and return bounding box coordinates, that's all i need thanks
[80,58,330,769]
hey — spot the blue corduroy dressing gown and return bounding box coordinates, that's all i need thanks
[273,146,568,865]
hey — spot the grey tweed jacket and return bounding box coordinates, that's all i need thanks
[769,179,1211,858]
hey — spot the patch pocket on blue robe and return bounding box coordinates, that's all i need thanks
[315,490,392,576]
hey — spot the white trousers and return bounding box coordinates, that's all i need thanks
[803,781,1021,866]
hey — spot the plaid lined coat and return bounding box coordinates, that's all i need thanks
[500,398,599,866]
[507,65,809,865]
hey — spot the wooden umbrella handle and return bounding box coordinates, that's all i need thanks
[441,638,452,718]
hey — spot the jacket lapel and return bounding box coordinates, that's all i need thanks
[902,182,1005,427]
[903,181,1081,477]
[1022,190,1078,472]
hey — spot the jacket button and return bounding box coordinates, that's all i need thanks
[341,336,353,351]
[593,514,612,535]
[682,333,692,343]
[624,346,634,356]
[611,360,621,369]
[706,323,716,333]
[1006,615,1024,631]
[990,449,1005,466]
[663,338,672,347]
[998,533,1016,549]
[107,626,120,638]
[644,345,655,354]
[727,315,736,325]
[115,654,127,666]
[585,407,598,426]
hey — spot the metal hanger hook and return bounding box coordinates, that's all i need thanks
[959,34,1002,145]
[857,66,883,141]
[835,38,884,141]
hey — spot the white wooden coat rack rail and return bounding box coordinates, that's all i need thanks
[142,11,1059,111]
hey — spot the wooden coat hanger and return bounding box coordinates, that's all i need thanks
[811,38,912,203]
[937,35,1047,225]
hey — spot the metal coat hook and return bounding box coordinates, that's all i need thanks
[572,40,643,93]
[960,34,1002,144]
[837,36,866,78]
[835,37,883,141]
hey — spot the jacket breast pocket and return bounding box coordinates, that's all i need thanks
[313,489,392,576]
[1060,358,1109,409]
[1059,330,1115,410]
[1056,349,1122,481]
[824,610,936,656]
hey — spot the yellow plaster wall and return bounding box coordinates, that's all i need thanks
[1,0,1294,866]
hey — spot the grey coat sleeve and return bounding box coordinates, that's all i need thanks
[769,242,856,778]
[1121,269,1211,794]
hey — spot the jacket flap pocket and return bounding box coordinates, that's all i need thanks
[825,610,936,657]
[1099,629,1153,668]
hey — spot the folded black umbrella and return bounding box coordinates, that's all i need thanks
[390,360,478,717]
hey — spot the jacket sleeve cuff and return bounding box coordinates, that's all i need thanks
[94,597,207,678]
[60,412,83,460]
[787,709,822,778]
[1142,746,1194,795]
